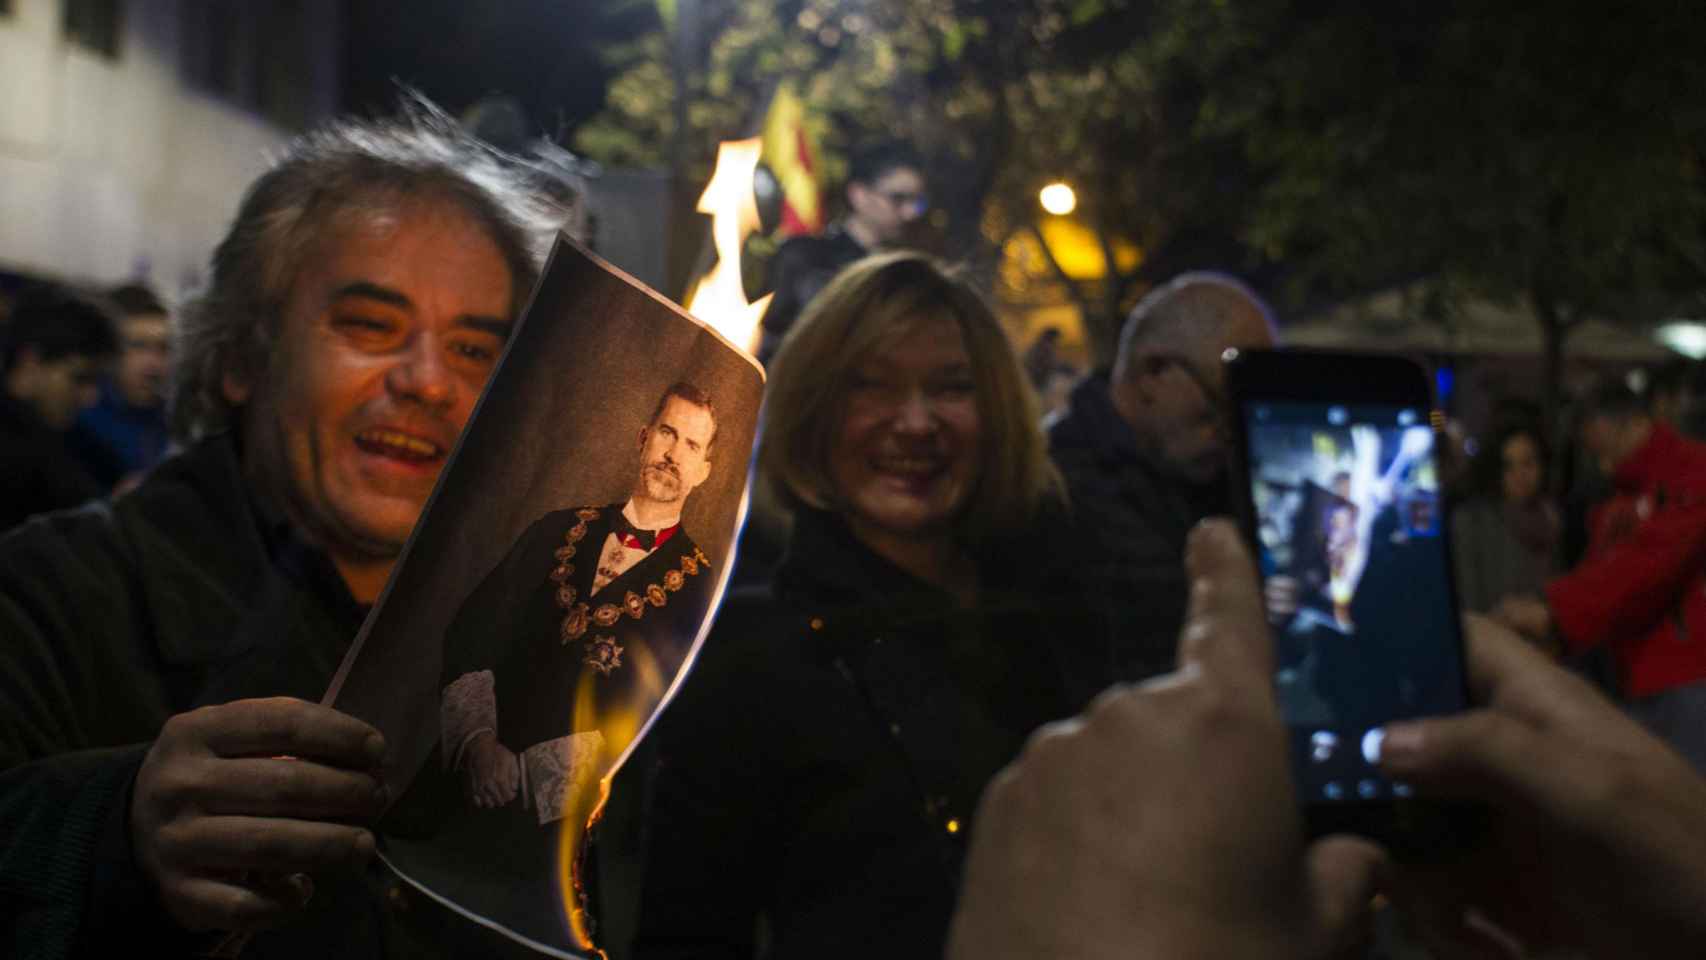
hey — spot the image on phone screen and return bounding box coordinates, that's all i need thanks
[1242,401,1468,804]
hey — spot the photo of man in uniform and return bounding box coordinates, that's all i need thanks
[375,380,724,948]
[437,380,719,826]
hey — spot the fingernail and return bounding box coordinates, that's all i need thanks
[1183,524,1210,573]
[365,732,387,766]
[1361,726,1387,764]
[1185,519,1215,553]
[1378,723,1423,763]
[290,873,315,907]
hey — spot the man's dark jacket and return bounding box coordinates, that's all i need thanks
[757,225,868,364]
[1046,371,1230,683]
[0,393,102,535]
[0,435,541,958]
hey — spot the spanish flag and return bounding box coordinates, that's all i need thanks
[761,82,824,237]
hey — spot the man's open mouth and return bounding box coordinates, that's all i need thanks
[355,428,445,462]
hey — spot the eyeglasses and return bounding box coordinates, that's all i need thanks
[878,190,929,219]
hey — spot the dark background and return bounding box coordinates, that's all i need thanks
[342,1,651,135]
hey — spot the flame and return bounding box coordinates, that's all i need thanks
[557,639,667,952]
[561,777,612,952]
[684,137,773,354]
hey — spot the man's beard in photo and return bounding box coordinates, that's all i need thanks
[641,461,683,502]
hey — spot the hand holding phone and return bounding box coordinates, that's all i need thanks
[1380,615,1706,957]
[949,521,1386,960]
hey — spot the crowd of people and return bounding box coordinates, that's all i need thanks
[0,280,177,530]
[2,100,1705,960]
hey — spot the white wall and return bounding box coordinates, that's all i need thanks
[0,0,338,301]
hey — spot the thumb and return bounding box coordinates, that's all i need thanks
[1377,708,1564,809]
[1178,518,1272,688]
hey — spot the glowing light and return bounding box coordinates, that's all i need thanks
[1657,320,1706,360]
[561,778,612,953]
[946,818,962,834]
[1006,222,1140,282]
[557,633,668,953]
[1039,182,1077,216]
[684,137,774,355]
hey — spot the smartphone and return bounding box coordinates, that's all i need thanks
[1224,348,1474,851]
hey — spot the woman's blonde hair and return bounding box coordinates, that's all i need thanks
[760,251,1062,545]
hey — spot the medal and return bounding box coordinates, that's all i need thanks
[541,507,712,666]
[584,635,624,675]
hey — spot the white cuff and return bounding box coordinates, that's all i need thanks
[522,732,605,826]
[441,670,497,769]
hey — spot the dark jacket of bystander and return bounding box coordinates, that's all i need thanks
[0,435,540,959]
[628,507,1084,960]
[756,226,869,364]
[1046,371,1228,684]
[0,392,103,535]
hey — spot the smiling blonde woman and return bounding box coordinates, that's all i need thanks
[629,252,1107,960]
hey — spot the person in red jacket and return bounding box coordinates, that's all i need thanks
[1496,380,1706,771]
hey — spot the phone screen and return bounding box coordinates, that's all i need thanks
[1241,401,1468,805]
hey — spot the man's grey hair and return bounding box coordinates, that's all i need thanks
[171,96,568,440]
[1114,271,1276,374]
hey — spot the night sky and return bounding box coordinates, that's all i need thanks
[341,1,658,142]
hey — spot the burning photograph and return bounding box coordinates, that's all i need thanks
[325,238,763,957]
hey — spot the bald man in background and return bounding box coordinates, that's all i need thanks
[1046,272,1277,688]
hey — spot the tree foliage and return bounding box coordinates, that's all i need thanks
[1151,0,1706,404]
[576,0,1706,382]
[575,0,1245,362]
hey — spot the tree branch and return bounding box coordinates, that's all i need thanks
[1027,221,1096,321]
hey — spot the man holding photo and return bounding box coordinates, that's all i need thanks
[0,102,565,956]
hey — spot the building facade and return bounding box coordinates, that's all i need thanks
[0,0,339,299]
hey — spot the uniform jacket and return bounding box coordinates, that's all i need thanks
[381,504,716,954]
[630,508,1080,960]
[439,503,715,778]
[1547,423,1706,698]
[0,434,545,959]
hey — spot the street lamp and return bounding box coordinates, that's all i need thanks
[1039,181,1076,216]
[1657,319,1706,360]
